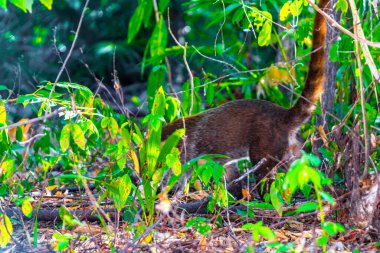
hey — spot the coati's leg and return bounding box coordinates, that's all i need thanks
[249,148,278,195]
[224,163,244,199]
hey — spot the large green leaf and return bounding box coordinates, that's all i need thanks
[150,17,168,58]
[0,0,7,10]
[156,128,185,165]
[9,0,27,12]
[128,4,144,43]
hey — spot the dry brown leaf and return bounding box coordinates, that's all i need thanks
[197,236,207,251]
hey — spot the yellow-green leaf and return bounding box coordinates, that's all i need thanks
[279,2,290,21]
[290,0,303,17]
[108,117,119,138]
[60,124,71,152]
[0,214,13,248]
[336,0,348,13]
[0,101,6,124]
[39,0,52,10]
[1,159,15,180]
[9,0,27,12]
[258,21,272,46]
[22,199,33,218]
[71,124,86,150]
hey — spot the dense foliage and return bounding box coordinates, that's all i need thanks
[0,0,379,251]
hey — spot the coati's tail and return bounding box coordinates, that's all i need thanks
[289,0,329,126]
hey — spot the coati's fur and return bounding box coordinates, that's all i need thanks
[162,0,329,198]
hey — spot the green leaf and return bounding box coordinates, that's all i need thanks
[110,174,132,211]
[323,221,346,236]
[290,0,303,16]
[128,4,144,43]
[60,123,86,151]
[316,235,329,246]
[9,0,27,12]
[205,83,215,105]
[318,147,334,165]
[295,202,318,213]
[200,163,213,185]
[319,191,335,204]
[329,41,339,62]
[158,0,169,12]
[108,117,119,138]
[60,124,71,152]
[232,8,244,23]
[152,86,166,117]
[212,163,224,183]
[58,206,82,229]
[258,21,271,47]
[270,183,283,216]
[157,128,185,165]
[150,17,168,58]
[166,150,181,176]
[39,0,52,9]
[305,153,321,167]
[336,0,348,13]
[259,226,275,240]
[0,0,7,10]
[117,140,128,170]
[165,96,180,122]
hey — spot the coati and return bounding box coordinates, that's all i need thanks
[162,0,329,198]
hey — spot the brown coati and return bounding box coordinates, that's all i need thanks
[162,0,329,199]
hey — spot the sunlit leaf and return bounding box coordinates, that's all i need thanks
[60,124,71,152]
[290,0,303,16]
[0,0,7,10]
[323,221,346,236]
[0,101,6,125]
[0,214,13,248]
[295,202,318,213]
[22,198,33,218]
[71,124,86,150]
[166,151,181,176]
[58,206,82,229]
[258,21,271,46]
[336,0,348,13]
[270,183,283,216]
[39,0,52,10]
[280,2,290,21]
[9,0,27,12]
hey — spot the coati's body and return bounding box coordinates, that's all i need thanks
[162,0,329,197]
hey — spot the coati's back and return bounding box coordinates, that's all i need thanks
[162,0,329,195]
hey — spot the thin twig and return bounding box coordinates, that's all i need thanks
[167,9,195,116]
[227,158,267,188]
[350,0,369,173]
[192,46,240,72]
[19,133,46,145]
[307,0,380,48]
[214,0,226,55]
[47,0,90,101]
[0,107,65,131]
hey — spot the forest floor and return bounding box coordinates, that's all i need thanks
[2,192,379,253]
